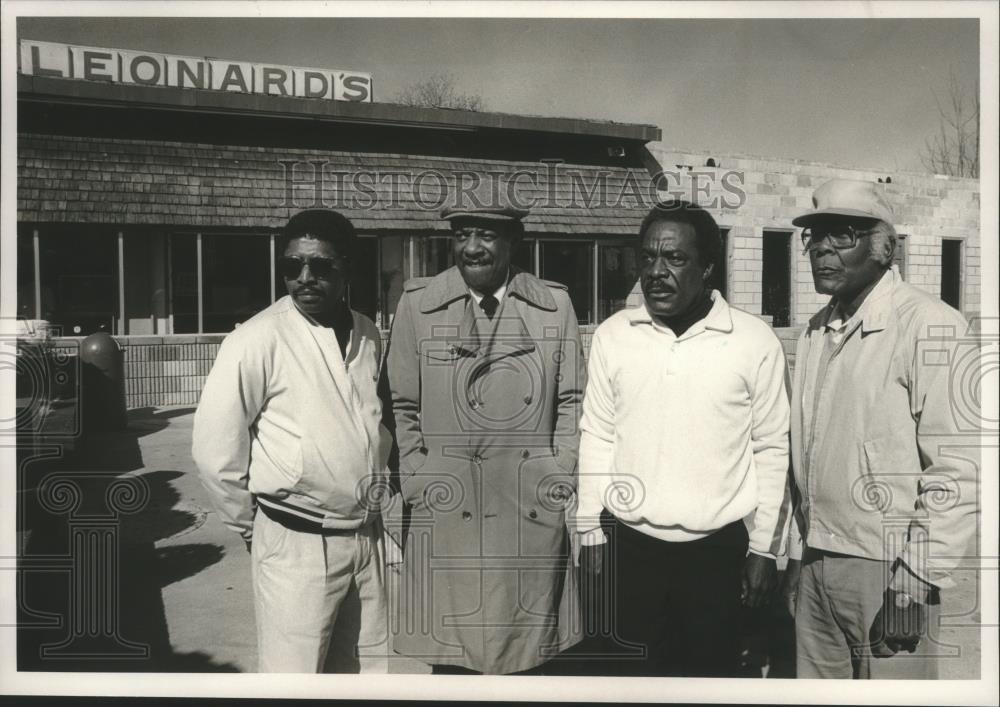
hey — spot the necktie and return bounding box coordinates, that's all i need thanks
[479,294,499,320]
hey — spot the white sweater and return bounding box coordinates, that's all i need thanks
[192,296,392,540]
[575,293,793,558]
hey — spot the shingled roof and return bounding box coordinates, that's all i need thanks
[17,133,656,235]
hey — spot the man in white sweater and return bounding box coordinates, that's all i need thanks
[192,209,392,673]
[575,199,793,676]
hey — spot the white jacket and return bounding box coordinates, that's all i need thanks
[192,296,392,540]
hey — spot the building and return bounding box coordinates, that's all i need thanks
[642,145,981,326]
[15,42,981,409]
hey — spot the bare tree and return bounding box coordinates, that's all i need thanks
[920,70,979,178]
[393,73,486,111]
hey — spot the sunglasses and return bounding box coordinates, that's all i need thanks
[277,255,345,280]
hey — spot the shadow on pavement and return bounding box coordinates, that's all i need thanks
[127,406,196,439]
[17,408,238,672]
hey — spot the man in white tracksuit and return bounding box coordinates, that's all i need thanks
[193,209,392,673]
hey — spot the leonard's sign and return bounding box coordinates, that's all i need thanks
[19,39,373,103]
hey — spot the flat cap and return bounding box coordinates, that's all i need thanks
[441,204,530,222]
[792,178,895,227]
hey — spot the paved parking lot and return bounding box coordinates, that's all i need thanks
[16,406,983,678]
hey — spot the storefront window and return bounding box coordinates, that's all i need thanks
[170,234,199,334]
[540,241,593,324]
[348,236,379,325]
[202,234,271,333]
[38,229,117,336]
[414,236,453,278]
[380,235,405,329]
[17,228,38,321]
[512,239,534,273]
[598,244,639,322]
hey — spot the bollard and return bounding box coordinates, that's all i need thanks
[79,332,127,434]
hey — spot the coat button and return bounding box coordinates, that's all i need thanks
[528,509,538,519]
[449,345,457,354]
[462,511,472,521]
[523,395,532,405]
[469,399,480,409]
[521,449,530,459]
[472,454,483,464]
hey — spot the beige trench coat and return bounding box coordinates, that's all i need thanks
[385,265,585,674]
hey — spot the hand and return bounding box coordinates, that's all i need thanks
[741,553,778,608]
[384,529,404,574]
[779,559,802,618]
[868,589,928,657]
[580,541,606,577]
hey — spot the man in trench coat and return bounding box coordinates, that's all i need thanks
[385,204,585,675]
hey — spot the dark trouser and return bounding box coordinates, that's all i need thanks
[431,663,548,676]
[590,511,749,677]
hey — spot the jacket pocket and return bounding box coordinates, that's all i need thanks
[520,453,572,528]
[519,455,570,558]
[255,426,305,491]
[859,434,919,513]
[400,448,428,475]
[402,453,469,513]
[423,343,473,363]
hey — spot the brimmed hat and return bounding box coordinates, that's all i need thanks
[792,179,894,227]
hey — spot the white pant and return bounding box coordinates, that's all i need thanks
[251,510,388,673]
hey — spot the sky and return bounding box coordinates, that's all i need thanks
[15,15,981,173]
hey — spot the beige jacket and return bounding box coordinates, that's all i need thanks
[385,265,584,674]
[789,269,979,592]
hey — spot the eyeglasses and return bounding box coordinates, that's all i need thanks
[277,255,345,280]
[801,225,872,252]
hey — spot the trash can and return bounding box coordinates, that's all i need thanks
[80,332,127,433]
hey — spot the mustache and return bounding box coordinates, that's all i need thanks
[643,278,676,292]
[293,286,324,296]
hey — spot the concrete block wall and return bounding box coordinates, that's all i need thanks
[122,336,224,408]
[646,145,982,326]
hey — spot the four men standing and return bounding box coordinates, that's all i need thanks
[195,180,977,678]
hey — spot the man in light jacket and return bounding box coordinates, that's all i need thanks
[782,179,979,679]
[193,209,392,673]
